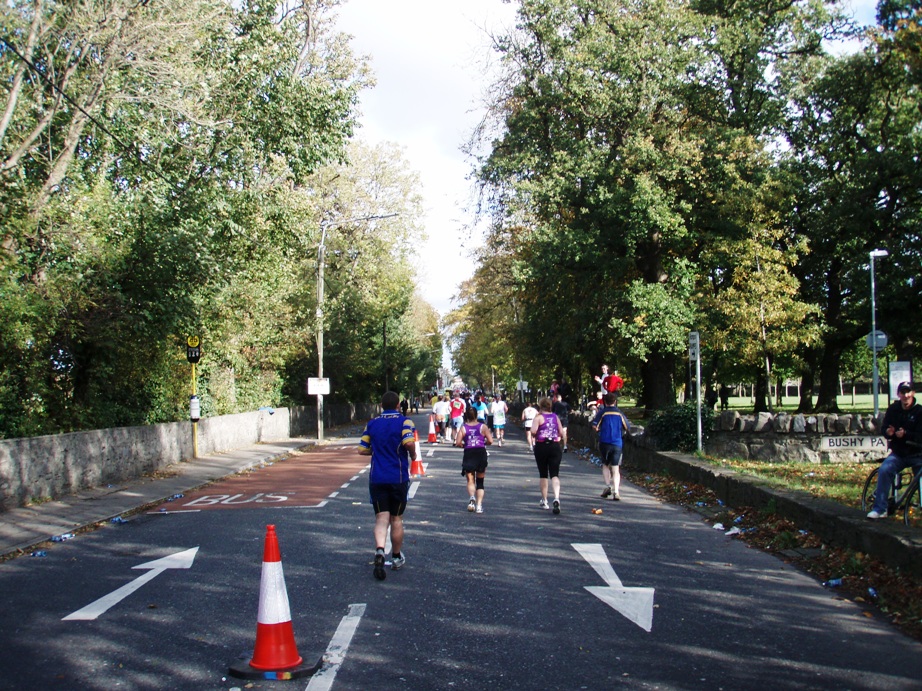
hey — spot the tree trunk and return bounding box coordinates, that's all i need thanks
[754,368,769,413]
[797,352,817,413]
[640,349,676,415]
[815,344,842,412]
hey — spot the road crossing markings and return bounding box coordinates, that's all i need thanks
[63,547,199,621]
[572,543,655,632]
[306,603,366,691]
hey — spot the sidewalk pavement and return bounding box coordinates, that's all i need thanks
[0,438,318,559]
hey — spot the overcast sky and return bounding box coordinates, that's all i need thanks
[334,0,879,322]
[334,0,517,320]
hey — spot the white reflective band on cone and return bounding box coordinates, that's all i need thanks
[257,561,292,625]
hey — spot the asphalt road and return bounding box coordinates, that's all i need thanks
[1,414,920,690]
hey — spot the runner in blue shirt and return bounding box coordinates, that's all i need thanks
[359,391,417,580]
[593,393,630,500]
[472,394,488,423]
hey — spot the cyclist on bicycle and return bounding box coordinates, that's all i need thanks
[867,381,922,519]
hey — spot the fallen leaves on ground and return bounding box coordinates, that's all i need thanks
[630,469,922,642]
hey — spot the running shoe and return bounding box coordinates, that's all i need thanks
[468,497,476,512]
[866,510,887,519]
[373,551,386,581]
[476,504,484,514]
[539,498,550,510]
[601,487,612,498]
[613,492,621,501]
[552,499,560,514]
[564,446,568,453]
[391,553,406,570]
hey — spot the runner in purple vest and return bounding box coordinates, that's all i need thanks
[455,405,493,514]
[531,397,563,514]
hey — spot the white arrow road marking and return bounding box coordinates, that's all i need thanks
[63,547,199,621]
[572,543,655,632]
[307,603,366,691]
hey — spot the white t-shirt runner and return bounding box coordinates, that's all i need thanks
[491,400,507,426]
[522,405,537,429]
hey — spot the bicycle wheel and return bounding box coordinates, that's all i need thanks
[903,477,922,526]
[861,467,879,513]
[893,467,917,512]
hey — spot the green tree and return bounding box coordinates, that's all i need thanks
[782,28,922,411]
[472,0,836,413]
[0,1,374,437]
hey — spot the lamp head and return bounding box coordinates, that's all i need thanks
[870,249,889,258]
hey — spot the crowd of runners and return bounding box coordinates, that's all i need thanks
[360,365,632,580]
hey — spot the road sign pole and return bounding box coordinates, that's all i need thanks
[186,336,202,458]
[689,331,702,453]
[869,249,888,417]
[191,363,198,458]
[696,350,702,453]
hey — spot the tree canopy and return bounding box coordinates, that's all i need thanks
[453,0,918,414]
[0,1,440,438]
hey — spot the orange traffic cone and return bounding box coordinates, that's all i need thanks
[427,414,437,443]
[228,525,321,680]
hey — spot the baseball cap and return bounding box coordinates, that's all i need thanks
[898,381,914,393]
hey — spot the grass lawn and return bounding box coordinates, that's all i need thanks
[609,393,891,416]
[700,457,875,510]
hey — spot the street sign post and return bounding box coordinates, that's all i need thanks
[186,335,201,363]
[865,330,887,352]
[307,377,331,396]
[186,336,201,457]
[688,331,700,362]
[689,331,702,452]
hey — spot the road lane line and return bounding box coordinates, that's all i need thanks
[306,603,366,691]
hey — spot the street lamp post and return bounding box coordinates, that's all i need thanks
[315,213,398,441]
[870,248,889,418]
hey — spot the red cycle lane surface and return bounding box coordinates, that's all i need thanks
[157,445,369,511]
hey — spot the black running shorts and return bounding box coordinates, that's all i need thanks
[369,481,409,515]
[461,447,489,475]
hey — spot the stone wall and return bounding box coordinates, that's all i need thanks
[706,410,886,463]
[567,408,888,464]
[0,402,377,511]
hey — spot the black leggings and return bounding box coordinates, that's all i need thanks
[533,442,562,479]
